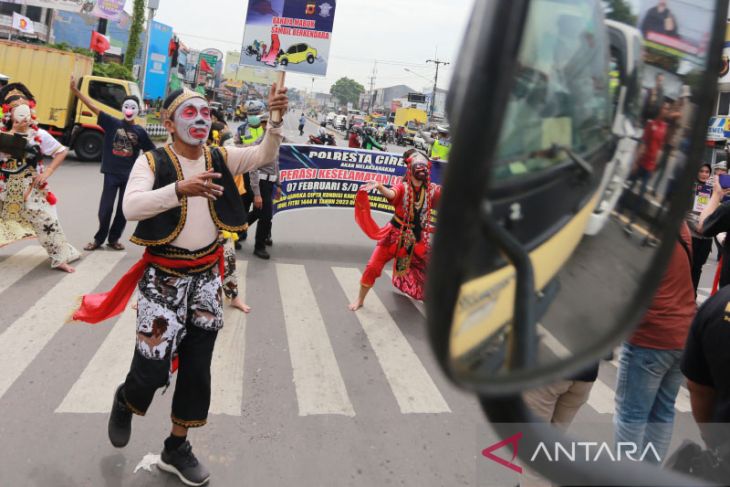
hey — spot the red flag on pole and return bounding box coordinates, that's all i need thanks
[90,31,111,54]
[200,57,213,73]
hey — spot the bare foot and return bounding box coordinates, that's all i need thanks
[231,297,251,313]
[56,263,75,273]
[348,300,364,311]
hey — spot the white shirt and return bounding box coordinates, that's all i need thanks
[123,126,282,250]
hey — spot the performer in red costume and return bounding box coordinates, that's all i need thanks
[350,149,441,310]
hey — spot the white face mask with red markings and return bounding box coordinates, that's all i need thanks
[122,99,140,122]
[174,98,211,146]
[12,104,31,125]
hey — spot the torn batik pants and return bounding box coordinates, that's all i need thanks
[121,256,223,428]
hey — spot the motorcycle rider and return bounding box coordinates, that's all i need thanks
[348,127,361,149]
[418,125,451,161]
[362,126,385,151]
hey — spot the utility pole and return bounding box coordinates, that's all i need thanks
[367,61,377,114]
[426,58,449,119]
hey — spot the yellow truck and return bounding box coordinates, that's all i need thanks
[394,107,428,130]
[0,40,144,161]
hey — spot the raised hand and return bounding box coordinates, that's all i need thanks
[267,83,289,114]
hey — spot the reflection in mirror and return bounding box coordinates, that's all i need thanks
[447,0,717,384]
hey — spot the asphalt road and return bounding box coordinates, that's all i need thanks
[0,112,714,486]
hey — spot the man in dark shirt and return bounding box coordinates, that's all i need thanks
[70,78,155,251]
[640,1,679,39]
[681,284,730,449]
[699,175,730,288]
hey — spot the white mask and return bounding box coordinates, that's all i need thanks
[122,99,140,122]
[12,104,31,124]
[173,98,211,146]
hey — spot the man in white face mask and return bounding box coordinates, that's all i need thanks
[71,85,289,487]
[70,78,156,251]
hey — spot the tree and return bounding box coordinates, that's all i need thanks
[603,0,637,26]
[330,77,365,107]
[93,62,134,81]
[124,0,145,72]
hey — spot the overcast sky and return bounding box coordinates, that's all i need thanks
[132,0,474,93]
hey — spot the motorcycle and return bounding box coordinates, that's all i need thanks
[308,134,337,146]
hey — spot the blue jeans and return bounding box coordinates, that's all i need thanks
[614,342,684,464]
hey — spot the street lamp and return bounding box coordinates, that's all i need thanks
[403,67,431,83]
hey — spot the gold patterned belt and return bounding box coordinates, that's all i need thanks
[0,159,30,175]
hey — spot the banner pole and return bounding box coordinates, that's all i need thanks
[271,69,286,124]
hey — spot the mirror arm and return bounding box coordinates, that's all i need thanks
[478,395,714,486]
[554,144,594,177]
[479,200,538,370]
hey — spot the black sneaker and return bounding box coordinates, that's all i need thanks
[108,384,132,448]
[158,441,210,486]
[253,247,270,260]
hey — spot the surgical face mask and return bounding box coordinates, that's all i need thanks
[12,104,31,125]
[248,115,261,126]
[122,100,140,122]
[174,98,211,146]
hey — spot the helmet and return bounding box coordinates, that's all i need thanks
[244,100,265,115]
[436,125,449,135]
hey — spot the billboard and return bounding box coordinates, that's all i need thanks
[637,0,714,72]
[52,9,131,55]
[143,21,173,101]
[5,0,126,20]
[239,0,337,77]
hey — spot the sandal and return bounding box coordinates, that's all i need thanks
[107,242,125,251]
[84,241,102,251]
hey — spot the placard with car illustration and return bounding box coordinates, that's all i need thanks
[239,0,336,76]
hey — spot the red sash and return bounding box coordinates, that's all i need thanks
[71,246,225,324]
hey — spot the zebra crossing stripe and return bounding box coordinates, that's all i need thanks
[333,267,451,414]
[56,305,135,413]
[209,261,249,416]
[674,386,692,413]
[0,252,125,401]
[587,379,616,415]
[277,263,355,417]
[0,246,48,296]
[537,324,571,359]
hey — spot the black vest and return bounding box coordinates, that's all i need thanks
[131,145,247,247]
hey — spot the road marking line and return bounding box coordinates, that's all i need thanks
[0,252,125,402]
[210,261,248,416]
[333,267,451,414]
[277,264,354,416]
[0,246,48,296]
[384,270,426,317]
[675,386,692,413]
[56,306,135,413]
[587,379,616,415]
[537,324,571,359]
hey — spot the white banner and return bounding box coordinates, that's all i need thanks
[3,0,126,21]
